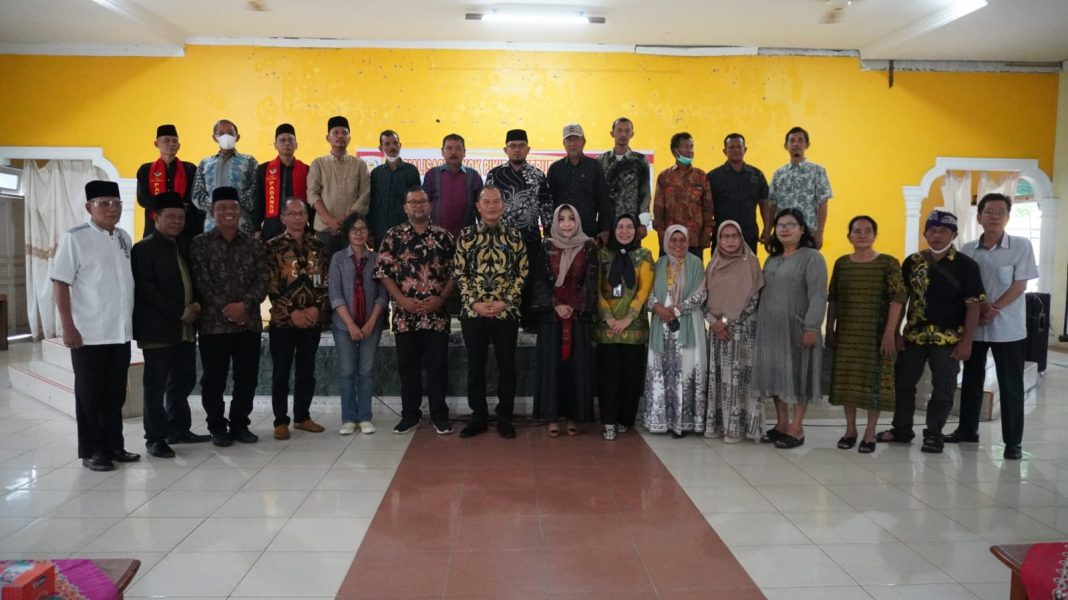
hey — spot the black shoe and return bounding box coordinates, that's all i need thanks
[760,428,786,444]
[393,419,419,435]
[460,422,488,438]
[212,432,234,447]
[943,430,980,444]
[1004,445,1023,460]
[110,449,141,463]
[433,421,454,435]
[230,429,259,444]
[920,435,944,454]
[82,452,115,472]
[774,435,805,449]
[858,440,877,454]
[167,431,212,444]
[498,421,517,439]
[146,441,176,459]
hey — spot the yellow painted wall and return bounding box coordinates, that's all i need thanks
[0,46,1058,265]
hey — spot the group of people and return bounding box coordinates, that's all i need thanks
[51,115,1036,473]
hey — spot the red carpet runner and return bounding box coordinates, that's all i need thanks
[336,425,765,599]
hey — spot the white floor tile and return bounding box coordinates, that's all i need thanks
[81,517,204,552]
[785,510,896,544]
[230,551,354,597]
[176,517,288,552]
[963,581,1012,600]
[266,516,371,552]
[20,465,115,490]
[861,510,985,542]
[756,485,856,512]
[214,489,311,517]
[297,489,385,517]
[864,582,982,599]
[829,483,930,511]
[241,467,328,490]
[168,466,257,490]
[937,508,1064,543]
[314,467,396,491]
[732,545,855,588]
[704,512,812,546]
[763,587,873,600]
[0,489,80,517]
[51,489,159,517]
[907,541,1012,584]
[129,489,237,517]
[128,551,261,597]
[664,464,748,487]
[0,517,35,540]
[0,517,119,553]
[684,485,779,513]
[821,542,954,585]
[733,463,819,486]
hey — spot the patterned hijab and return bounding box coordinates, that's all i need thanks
[706,220,764,320]
[548,204,590,287]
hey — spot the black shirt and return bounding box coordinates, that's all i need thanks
[546,155,612,237]
[706,161,768,252]
[902,247,986,346]
[253,160,311,242]
[136,159,203,252]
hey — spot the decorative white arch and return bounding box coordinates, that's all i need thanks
[902,156,1059,293]
[0,146,136,233]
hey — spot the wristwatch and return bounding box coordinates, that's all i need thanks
[672,307,681,318]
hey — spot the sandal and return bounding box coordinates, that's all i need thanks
[566,422,579,436]
[858,440,876,454]
[920,435,944,454]
[602,425,616,441]
[548,424,560,438]
[760,428,785,444]
[875,429,913,444]
[837,436,857,450]
[774,434,805,449]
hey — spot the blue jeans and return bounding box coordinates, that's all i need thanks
[332,326,383,423]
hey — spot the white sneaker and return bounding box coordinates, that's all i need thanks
[616,425,628,434]
[358,421,377,434]
[339,422,357,435]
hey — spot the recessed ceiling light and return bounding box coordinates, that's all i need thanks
[465,9,604,26]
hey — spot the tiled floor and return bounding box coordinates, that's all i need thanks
[1,340,1067,599]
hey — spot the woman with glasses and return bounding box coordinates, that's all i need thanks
[704,220,765,443]
[826,216,906,453]
[753,209,827,449]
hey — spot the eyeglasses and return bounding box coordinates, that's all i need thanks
[350,226,369,233]
[406,200,429,205]
[92,199,123,208]
[282,211,306,217]
[776,222,800,230]
[982,209,1008,217]
[720,233,742,240]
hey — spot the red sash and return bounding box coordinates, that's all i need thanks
[147,157,187,221]
[265,157,309,218]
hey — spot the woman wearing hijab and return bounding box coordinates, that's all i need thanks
[595,214,654,440]
[753,208,828,449]
[643,224,708,438]
[704,220,765,443]
[531,204,599,436]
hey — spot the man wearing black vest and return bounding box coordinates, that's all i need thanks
[253,123,310,241]
[136,124,201,251]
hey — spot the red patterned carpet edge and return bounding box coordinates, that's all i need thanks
[336,423,765,599]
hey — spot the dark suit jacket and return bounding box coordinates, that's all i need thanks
[136,160,203,251]
[132,233,192,345]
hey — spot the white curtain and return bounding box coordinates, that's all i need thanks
[23,159,106,340]
[941,170,976,246]
[978,172,1020,203]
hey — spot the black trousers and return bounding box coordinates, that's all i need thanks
[891,342,960,438]
[269,327,322,426]
[142,341,198,443]
[315,229,346,259]
[461,317,519,424]
[597,343,646,427]
[959,339,1027,447]
[71,343,130,458]
[395,329,450,424]
[199,330,261,434]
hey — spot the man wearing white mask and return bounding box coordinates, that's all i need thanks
[367,129,421,246]
[192,119,259,234]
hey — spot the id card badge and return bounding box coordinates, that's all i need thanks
[612,284,624,298]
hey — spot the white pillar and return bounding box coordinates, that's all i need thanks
[1037,195,1060,294]
[118,178,137,238]
[902,185,926,256]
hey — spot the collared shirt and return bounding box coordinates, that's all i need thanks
[375,221,456,333]
[484,163,552,240]
[960,233,1039,342]
[50,221,134,345]
[653,164,715,249]
[329,247,390,333]
[191,151,259,234]
[265,231,329,328]
[769,160,832,232]
[189,229,268,335]
[454,222,529,320]
[424,165,482,237]
[597,150,651,222]
[546,155,612,237]
[707,161,769,249]
[368,160,422,243]
[307,153,371,232]
[902,246,986,346]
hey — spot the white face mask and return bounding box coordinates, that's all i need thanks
[385,155,400,164]
[927,243,952,255]
[216,134,237,150]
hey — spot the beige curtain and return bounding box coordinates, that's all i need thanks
[23,159,106,340]
[941,171,975,246]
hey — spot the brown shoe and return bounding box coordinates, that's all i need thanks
[294,419,325,433]
[273,424,290,440]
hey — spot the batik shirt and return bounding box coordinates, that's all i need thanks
[375,221,456,333]
[596,150,651,221]
[484,163,552,241]
[454,222,529,320]
[265,232,329,328]
[191,151,259,234]
[653,164,715,249]
[901,246,986,346]
[189,229,269,335]
[768,160,832,232]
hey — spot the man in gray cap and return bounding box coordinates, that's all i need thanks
[51,180,140,471]
[547,123,611,242]
[136,124,201,250]
[308,115,370,256]
[879,209,986,454]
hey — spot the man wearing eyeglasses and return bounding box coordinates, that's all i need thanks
[264,198,329,440]
[51,181,140,471]
[952,193,1038,460]
[253,123,310,242]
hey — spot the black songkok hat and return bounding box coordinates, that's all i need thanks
[85,180,120,201]
[152,191,184,211]
[275,123,295,138]
[506,129,528,143]
[156,124,178,138]
[212,186,240,204]
[925,209,959,233]
[327,116,349,132]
